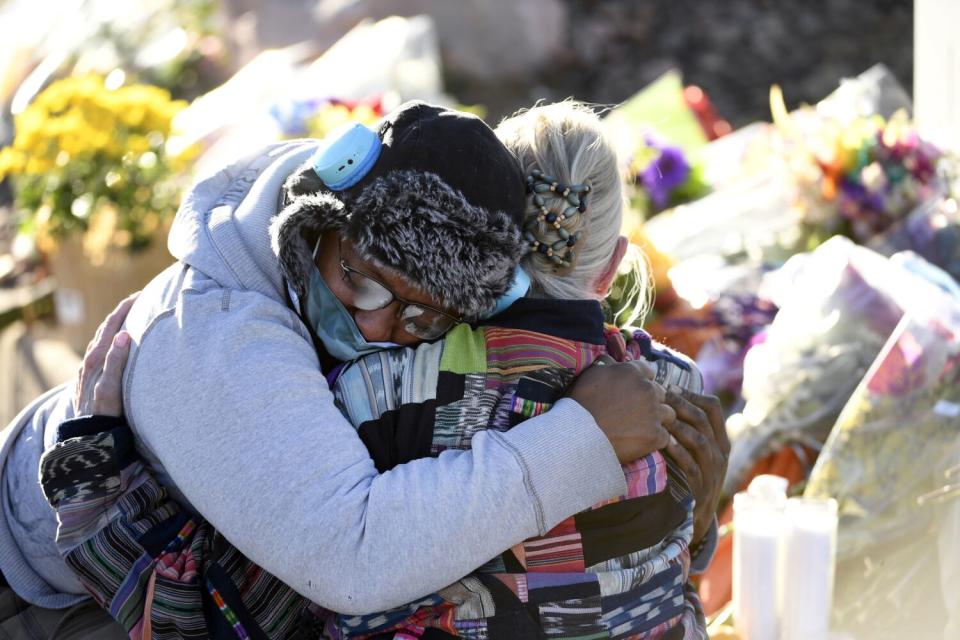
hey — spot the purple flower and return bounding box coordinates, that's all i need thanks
[639,144,691,211]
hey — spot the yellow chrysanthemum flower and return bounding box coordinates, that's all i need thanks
[0,73,192,254]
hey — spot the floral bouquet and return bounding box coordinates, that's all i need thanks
[868,156,960,282]
[612,134,711,325]
[805,286,960,559]
[723,237,908,495]
[0,75,195,263]
[802,282,960,640]
[269,96,487,142]
[770,86,947,248]
[627,133,711,220]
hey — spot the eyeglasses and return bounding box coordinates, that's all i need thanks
[332,237,461,340]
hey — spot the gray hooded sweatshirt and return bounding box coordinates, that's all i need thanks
[0,140,627,615]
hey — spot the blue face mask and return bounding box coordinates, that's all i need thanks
[304,265,397,362]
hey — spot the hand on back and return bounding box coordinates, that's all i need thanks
[663,386,730,544]
[74,293,138,417]
[568,354,731,545]
[566,356,675,464]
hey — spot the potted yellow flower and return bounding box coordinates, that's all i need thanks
[0,74,195,351]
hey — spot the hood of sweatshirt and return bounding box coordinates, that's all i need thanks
[166,140,318,302]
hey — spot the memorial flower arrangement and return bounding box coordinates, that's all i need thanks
[612,131,711,325]
[0,75,196,262]
[305,100,385,139]
[806,298,960,558]
[627,132,711,219]
[771,87,946,248]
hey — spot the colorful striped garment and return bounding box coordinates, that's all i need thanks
[327,298,707,640]
[39,415,314,639]
[38,297,708,639]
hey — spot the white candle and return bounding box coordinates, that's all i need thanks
[780,497,838,640]
[733,476,789,640]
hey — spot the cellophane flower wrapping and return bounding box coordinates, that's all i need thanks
[723,237,910,494]
[805,285,960,560]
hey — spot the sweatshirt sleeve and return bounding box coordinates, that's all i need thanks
[126,288,626,615]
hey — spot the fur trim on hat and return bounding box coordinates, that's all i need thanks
[270,188,348,299]
[271,168,524,320]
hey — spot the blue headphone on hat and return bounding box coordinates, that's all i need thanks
[311,123,383,190]
[310,123,530,319]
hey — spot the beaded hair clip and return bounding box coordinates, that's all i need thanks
[523,169,591,268]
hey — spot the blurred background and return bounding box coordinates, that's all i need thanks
[1,1,958,639]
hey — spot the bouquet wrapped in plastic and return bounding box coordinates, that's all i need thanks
[803,266,960,639]
[805,283,960,559]
[724,237,919,494]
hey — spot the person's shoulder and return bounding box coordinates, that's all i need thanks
[124,283,320,434]
[192,139,317,187]
[137,283,308,353]
[125,264,291,338]
[126,276,311,397]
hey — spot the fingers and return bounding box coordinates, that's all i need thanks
[82,294,138,372]
[91,292,137,351]
[666,430,702,488]
[658,402,676,427]
[671,387,730,457]
[690,391,730,457]
[80,335,113,413]
[650,380,666,403]
[103,292,138,335]
[73,362,84,414]
[648,424,672,452]
[665,387,710,435]
[75,292,139,416]
[586,356,654,381]
[591,354,617,367]
[664,417,711,466]
[92,331,131,416]
[77,346,107,416]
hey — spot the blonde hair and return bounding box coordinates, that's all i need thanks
[495,101,651,322]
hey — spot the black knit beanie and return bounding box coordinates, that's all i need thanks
[271,101,528,320]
